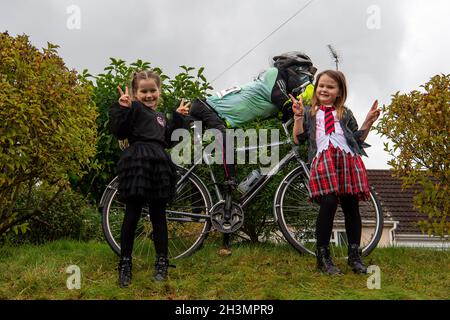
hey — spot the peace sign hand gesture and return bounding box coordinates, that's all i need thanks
[176,99,191,116]
[289,94,304,118]
[365,100,381,125]
[117,86,132,108]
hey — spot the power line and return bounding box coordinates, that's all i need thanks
[211,0,317,83]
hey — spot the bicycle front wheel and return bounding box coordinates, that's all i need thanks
[100,168,212,261]
[274,166,383,257]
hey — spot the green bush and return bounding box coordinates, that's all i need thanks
[79,206,104,242]
[375,74,450,236]
[8,186,102,244]
[0,32,97,239]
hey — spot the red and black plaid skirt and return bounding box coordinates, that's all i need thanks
[309,143,370,202]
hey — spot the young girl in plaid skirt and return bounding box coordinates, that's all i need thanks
[291,70,381,275]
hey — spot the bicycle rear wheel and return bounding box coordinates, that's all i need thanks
[274,166,383,257]
[100,167,212,260]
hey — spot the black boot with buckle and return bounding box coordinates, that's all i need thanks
[154,255,175,281]
[118,256,132,288]
[347,244,368,274]
[316,245,342,275]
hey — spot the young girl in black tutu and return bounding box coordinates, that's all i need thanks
[109,70,190,287]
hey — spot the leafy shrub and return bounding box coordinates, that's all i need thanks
[0,32,97,239]
[375,74,449,236]
[7,185,102,244]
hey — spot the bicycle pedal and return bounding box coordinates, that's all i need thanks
[223,178,238,188]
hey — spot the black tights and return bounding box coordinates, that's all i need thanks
[189,99,235,179]
[120,200,168,258]
[315,194,362,247]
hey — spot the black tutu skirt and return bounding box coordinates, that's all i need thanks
[116,141,178,203]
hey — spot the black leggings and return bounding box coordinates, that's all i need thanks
[188,99,235,179]
[120,200,168,258]
[315,194,362,247]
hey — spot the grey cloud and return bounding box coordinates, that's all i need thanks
[1,0,449,168]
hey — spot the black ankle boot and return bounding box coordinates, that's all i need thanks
[154,255,175,281]
[118,257,132,288]
[316,245,342,275]
[348,244,367,274]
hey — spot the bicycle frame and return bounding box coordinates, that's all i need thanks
[102,116,384,259]
[175,118,309,215]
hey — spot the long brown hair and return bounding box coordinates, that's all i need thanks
[130,70,161,98]
[310,70,348,119]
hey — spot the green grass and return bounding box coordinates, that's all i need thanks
[0,240,448,300]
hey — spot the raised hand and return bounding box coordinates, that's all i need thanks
[117,86,132,108]
[176,99,191,116]
[365,100,381,125]
[289,94,304,117]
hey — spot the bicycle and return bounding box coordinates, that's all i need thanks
[99,118,384,261]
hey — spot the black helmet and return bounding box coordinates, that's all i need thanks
[273,51,315,70]
[273,52,316,96]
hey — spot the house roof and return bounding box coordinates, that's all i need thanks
[367,169,427,234]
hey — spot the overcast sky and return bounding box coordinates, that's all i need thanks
[1,0,449,168]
